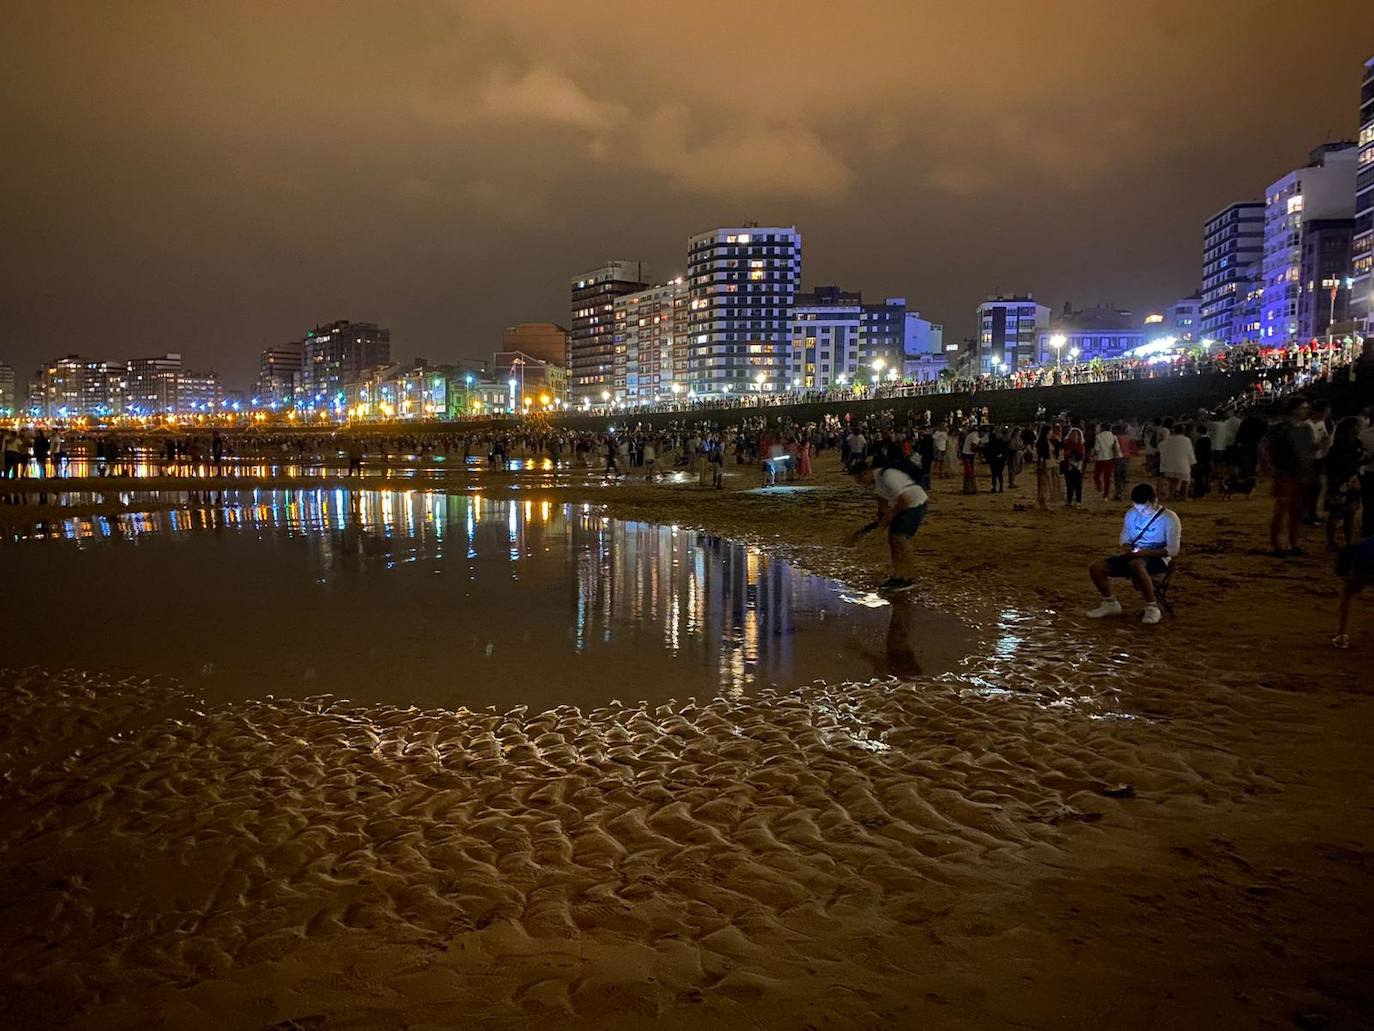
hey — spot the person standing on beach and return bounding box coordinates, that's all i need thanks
[1091,422,1122,501]
[1267,397,1315,556]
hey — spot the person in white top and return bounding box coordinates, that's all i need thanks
[931,428,949,478]
[1091,425,1123,500]
[852,460,930,593]
[1086,483,1182,624]
[1157,428,1196,501]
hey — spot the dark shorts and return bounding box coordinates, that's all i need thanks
[1104,554,1168,578]
[889,503,926,538]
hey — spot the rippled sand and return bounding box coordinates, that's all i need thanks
[2,464,1371,1029]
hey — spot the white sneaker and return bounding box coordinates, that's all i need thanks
[1086,598,1123,618]
[1141,604,1162,625]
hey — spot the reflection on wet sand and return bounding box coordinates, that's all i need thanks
[1,489,973,708]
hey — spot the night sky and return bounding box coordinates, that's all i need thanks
[3,2,1370,388]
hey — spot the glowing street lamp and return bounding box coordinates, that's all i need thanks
[1049,333,1067,366]
[1069,347,1081,361]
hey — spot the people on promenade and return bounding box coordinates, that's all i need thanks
[1085,483,1182,625]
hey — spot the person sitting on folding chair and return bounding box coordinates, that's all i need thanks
[1085,482,1182,625]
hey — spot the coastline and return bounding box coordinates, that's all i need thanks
[1,459,1370,1029]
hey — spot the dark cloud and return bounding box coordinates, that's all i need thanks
[1,0,1369,385]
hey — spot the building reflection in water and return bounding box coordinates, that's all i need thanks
[8,489,911,696]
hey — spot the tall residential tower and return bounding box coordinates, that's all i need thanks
[1352,55,1374,335]
[569,261,649,404]
[687,225,801,396]
[1201,201,1264,344]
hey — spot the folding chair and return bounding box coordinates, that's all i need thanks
[1152,561,1178,617]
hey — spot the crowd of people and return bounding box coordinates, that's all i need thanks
[6,379,1372,646]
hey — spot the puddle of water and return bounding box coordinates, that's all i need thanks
[2,490,974,710]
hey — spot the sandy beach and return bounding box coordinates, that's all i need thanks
[1,458,1371,1029]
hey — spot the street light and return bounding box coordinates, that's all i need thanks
[1049,333,1067,366]
[1069,347,1080,361]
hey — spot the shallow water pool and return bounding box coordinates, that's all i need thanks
[2,489,974,709]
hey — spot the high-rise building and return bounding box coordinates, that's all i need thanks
[300,320,391,412]
[1201,202,1265,344]
[176,369,222,414]
[976,294,1050,372]
[1261,142,1357,344]
[569,261,649,404]
[29,355,125,419]
[1297,218,1356,342]
[610,278,688,405]
[789,286,862,390]
[0,363,15,416]
[687,225,801,396]
[1353,55,1374,335]
[126,353,183,415]
[501,323,570,369]
[858,297,908,374]
[255,342,303,407]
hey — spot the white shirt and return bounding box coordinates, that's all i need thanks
[1120,504,1182,562]
[847,433,866,454]
[932,430,948,452]
[874,468,929,510]
[1092,429,1122,461]
[1158,434,1196,476]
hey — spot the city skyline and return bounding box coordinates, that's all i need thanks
[2,3,1370,388]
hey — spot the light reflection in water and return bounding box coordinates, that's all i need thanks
[2,489,973,706]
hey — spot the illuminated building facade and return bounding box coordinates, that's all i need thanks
[1353,55,1374,335]
[789,287,861,390]
[255,342,303,407]
[1201,201,1264,344]
[1297,218,1355,341]
[0,363,15,416]
[976,294,1050,372]
[30,355,126,419]
[1260,143,1357,343]
[125,353,182,415]
[687,225,801,396]
[300,320,391,413]
[611,278,689,404]
[569,261,649,404]
[1034,305,1145,364]
[1164,293,1204,343]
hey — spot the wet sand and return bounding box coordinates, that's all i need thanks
[2,460,1372,1029]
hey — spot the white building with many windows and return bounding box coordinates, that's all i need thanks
[687,225,800,396]
[1260,143,1357,344]
[976,295,1050,373]
[1353,54,1374,335]
[611,278,688,405]
[789,288,861,390]
[1201,202,1264,344]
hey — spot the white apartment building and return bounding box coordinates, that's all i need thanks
[1260,143,1357,344]
[789,298,861,390]
[976,295,1050,373]
[611,278,688,405]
